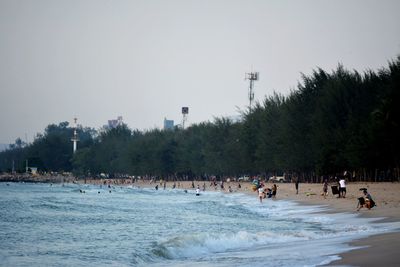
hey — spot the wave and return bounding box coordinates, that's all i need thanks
[146,192,400,264]
[150,230,323,260]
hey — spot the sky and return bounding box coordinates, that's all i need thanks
[0,0,399,144]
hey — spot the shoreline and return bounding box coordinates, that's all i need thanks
[103,179,400,266]
[3,177,399,266]
[277,182,400,267]
[130,180,400,267]
[244,181,400,267]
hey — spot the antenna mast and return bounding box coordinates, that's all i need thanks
[245,72,259,112]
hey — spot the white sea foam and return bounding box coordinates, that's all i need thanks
[2,183,398,267]
[154,230,315,259]
[148,191,400,266]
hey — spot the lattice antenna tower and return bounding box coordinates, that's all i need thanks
[245,72,259,112]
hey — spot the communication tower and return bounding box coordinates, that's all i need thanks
[245,72,259,112]
[181,107,189,129]
[71,117,79,153]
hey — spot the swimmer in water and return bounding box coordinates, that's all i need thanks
[258,186,265,203]
[196,185,200,196]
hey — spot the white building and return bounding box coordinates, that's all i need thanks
[106,116,123,129]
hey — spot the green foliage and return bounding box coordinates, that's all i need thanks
[1,57,399,181]
[74,124,133,175]
[0,122,95,173]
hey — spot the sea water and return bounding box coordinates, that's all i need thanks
[0,183,399,267]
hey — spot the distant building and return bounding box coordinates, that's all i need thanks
[107,116,123,129]
[164,118,174,130]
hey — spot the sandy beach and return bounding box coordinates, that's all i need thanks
[122,179,400,266]
[261,181,400,267]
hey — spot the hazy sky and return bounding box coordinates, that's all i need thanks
[1,0,399,144]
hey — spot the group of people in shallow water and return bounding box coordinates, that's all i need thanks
[155,177,278,203]
[152,179,240,195]
[253,179,277,203]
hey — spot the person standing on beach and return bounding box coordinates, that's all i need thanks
[272,184,277,198]
[295,177,299,194]
[322,180,328,199]
[339,177,346,198]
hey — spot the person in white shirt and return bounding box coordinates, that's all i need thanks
[196,185,200,196]
[339,178,346,198]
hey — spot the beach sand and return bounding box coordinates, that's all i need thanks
[261,181,400,267]
[80,178,400,266]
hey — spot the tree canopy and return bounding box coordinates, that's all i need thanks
[1,57,399,182]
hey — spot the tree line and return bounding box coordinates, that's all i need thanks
[1,57,399,182]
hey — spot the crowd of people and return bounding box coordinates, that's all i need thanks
[251,179,278,203]
[78,173,377,212]
[153,174,376,211]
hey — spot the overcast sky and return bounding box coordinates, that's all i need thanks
[1,0,399,144]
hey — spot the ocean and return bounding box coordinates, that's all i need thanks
[0,182,398,267]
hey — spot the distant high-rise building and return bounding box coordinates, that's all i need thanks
[164,118,174,130]
[107,116,123,129]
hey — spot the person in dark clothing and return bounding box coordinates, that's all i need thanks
[357,189,376,211]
